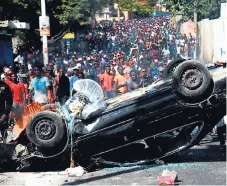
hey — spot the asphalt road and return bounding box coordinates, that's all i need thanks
[0,138,226,185]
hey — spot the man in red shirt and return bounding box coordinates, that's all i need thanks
[100,65,114,99]
[113,66,129,96]
[10,73,25,121]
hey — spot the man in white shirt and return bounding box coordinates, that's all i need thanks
[179,38,185,47]
[63,58,69,65]
[111,35,116,41]
[14,53,24,65]
[177,44,181,58]
[162,47,170,56]
[27,62,32,70]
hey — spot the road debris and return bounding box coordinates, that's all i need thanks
[59,166,85,177]
[158,169,178,185]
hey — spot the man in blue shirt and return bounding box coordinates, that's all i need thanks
[29,66,51,104]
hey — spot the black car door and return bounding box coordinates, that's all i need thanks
[75,85,187,156]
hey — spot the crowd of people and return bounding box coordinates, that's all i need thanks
[4,17,196,103]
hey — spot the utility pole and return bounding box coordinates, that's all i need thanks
[41,0,49,66]
[194,0,198,59]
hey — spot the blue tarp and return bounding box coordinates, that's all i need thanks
[152,10,170,17]
[0,34,13,68]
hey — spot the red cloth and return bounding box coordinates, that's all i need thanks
[11,82,25,104]
[101,73,114,92]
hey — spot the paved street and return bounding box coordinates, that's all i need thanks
[0,138,225,185]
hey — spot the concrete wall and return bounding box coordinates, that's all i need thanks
[198,18,227,63]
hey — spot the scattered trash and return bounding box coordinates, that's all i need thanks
[158,176,175,185]
[59,166,85,177]
[158,169,178,185]
[67,166,85,177]
[13,144,29,158]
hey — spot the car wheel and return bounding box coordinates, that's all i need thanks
[173,60,213,101]
[26,111,65,148]
[163,59,186,77]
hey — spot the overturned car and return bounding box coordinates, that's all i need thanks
[1,60,226,171]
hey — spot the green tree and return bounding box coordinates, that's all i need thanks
[116,0,136,12]
[55,0,114,25]
[134,1,156,14]
[0,0,116,49]
[116,0,156,14]
[163,0,225,21]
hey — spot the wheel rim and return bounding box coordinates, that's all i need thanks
[34,118,56,141]
[181,68,203,90]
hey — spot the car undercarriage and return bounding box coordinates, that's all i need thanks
[0,60,226,171]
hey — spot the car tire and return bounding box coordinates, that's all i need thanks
[163,59,186,77]
[26,111,65,148]
[173,60,213,101]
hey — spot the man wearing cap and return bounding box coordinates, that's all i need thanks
[4,69,13,88]
[70,66,79,93]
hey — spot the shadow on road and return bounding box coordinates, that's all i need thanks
[62,141,225,185]
[62,164,161,185]
[164,143,226,163]
[0,138,225,175]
